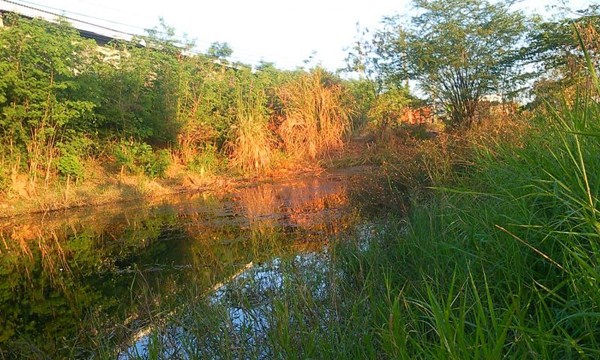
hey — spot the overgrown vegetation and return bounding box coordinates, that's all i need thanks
[0,14,358,212]
[98,3,600,359]
[2,0,600,358]
[110,23,600,358]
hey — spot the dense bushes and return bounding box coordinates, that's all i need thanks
[0,15,97,187]
[0,16,361,194]
[113,141,171,178]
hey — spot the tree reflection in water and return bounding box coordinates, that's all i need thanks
[0,169,375,358]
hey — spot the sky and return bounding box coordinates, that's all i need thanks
[1,0,598,71]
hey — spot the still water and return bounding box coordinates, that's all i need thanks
[0,168,391,358]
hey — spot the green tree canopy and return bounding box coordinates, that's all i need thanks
[207,42,234,60]
[369,0,528,126]
[524,7,600,106]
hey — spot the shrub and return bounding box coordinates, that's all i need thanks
[57,154,85,181]
[0,166,10,194]
[114,141,171,178]
[188,145,220,176]
[56,137,92,181]
[344,78,377,132]
[367,87,410,138]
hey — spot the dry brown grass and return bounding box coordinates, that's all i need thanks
[227,94,275,174]
[416,112,532,185]
[176,123,217,165]
[0,156,217,218]
[336,111,532,192]
[277,70,352,160]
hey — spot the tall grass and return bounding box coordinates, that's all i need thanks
[347,48,600,357]
[226,88,275,174]
[114,56,600,359]
[277,70,352,160]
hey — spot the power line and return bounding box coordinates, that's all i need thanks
[2,0,203,48]
[2,0,215,48]
[0,0,242,67]
[19,0,210,46]
[1,0,299,66]
[13,0,146,32]
[1,0,138,38]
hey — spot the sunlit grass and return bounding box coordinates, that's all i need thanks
[226,89,275,174]
[278,70,352,161]
[109,76,600,358]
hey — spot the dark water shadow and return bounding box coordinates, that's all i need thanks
[0,167,399,358]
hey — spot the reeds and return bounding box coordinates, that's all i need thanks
[277,70,352,160]
[226,88,275,174]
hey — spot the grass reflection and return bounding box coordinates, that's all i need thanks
[0,171,368,358]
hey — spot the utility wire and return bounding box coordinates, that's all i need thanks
[2,0,226,50]
[1,0,244,68]
[16,0,212,46]
[13,0,146,31]
[1,0,138,37]
[2,0,201,49]
[1,0,296,66]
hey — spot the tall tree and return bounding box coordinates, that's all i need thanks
[524,7,600,106]
[372,0,527,126]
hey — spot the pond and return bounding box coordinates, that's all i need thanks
[0,167,399,358]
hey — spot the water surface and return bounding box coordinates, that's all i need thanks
[0,168,385,358]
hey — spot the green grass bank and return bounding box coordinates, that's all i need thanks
[107,93,600,359]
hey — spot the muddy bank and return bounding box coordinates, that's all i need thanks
[0,165,376,228]
[0,163,360,219]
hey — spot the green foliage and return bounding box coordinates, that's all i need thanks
[150,149,172,178]
[0,14,97,179]
[526,11,600,108]
[526,8,600,74]
[367,87,410,135]
[57,154,85,181]
[345,78,378,131]
[151,85,598,359]
[341,75,600,357]
[56,137,92,181]
[187,144,220,175]
[0,167,9,194]
[207,42,233,60]
[93,40,181,144]
[110,55,600,358]
[0,16,264,184]
[0,14,373,188]
[114,141,171,178]
[174,55,240,157]
[366,0,527,126]
[3,6,600,359]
